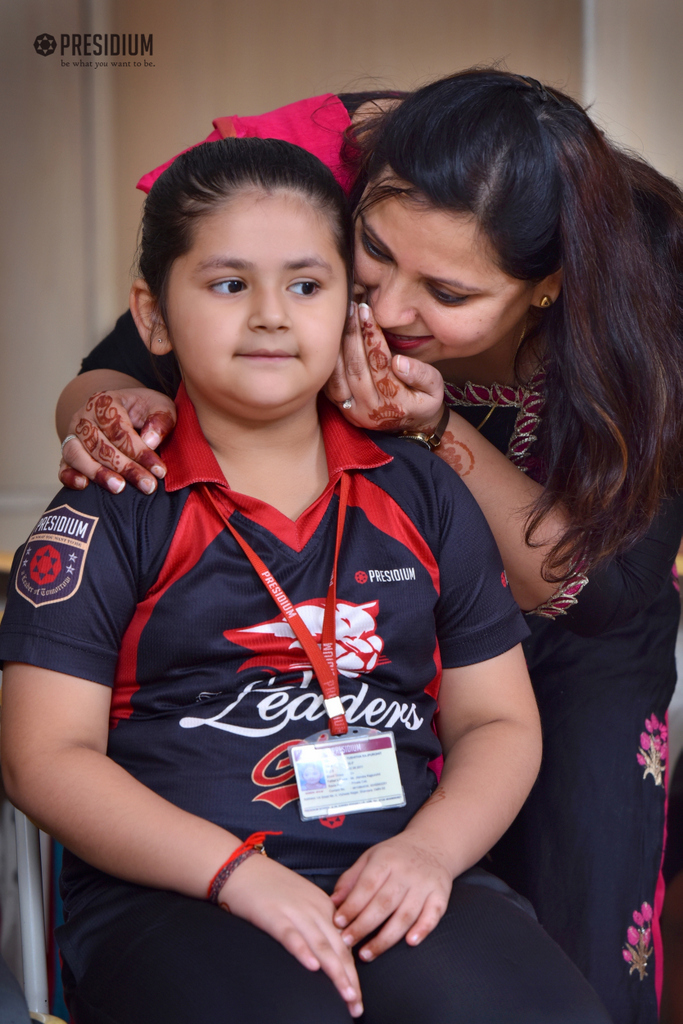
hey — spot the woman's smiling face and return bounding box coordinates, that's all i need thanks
[353,191,560,383]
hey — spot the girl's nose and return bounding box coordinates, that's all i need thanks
[247,290,291,332]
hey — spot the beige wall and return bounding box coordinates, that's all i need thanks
[2,0,680,552]
[108,0,582,312]
[584,0,683,184]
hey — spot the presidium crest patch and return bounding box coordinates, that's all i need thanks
[15,504,98,608]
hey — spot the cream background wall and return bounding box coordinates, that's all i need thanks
[0,0,680,551]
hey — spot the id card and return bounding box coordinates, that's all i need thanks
[290,727,406,820]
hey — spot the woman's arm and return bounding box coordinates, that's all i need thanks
[330,643,541,960]
[326,304,566,610]
[1,664,363,1015]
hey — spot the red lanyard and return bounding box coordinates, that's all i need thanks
[202,473,350,735]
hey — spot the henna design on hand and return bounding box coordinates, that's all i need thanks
[75,418,100,455]
[438,432,475,477]
[368,403,407,431]
[368,348,389,372]
[361,319,407,429]
[376,375,399,399]
[91,393,137,459]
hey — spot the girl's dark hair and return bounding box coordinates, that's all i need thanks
[352,69,683,576]
[139,136,354,325]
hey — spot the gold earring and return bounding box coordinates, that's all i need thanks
[539,295,552,308]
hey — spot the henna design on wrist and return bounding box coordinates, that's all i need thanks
[438,431,475,477]
[416,785,447,815]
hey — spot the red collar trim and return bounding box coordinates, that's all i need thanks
[162,387,391,551]
[163,385,391,491]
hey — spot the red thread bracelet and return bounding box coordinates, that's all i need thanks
[207,831,281,904]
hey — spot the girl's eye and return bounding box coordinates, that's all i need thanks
[361,232,392,262]
[289,281,319,296]
[213,279,245,294]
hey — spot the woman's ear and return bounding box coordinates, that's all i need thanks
[531,268,563,308]
[130,279,172,354]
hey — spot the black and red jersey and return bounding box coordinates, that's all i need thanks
[0,387,527,914]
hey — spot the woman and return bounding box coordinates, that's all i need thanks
[55,70,683,1023]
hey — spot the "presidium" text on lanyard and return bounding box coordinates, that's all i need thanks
[202,475,406,820]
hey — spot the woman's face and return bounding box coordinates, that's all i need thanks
[354,193,560,383]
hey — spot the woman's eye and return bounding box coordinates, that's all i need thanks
[289,281,319,296]
[430,287,468,306]
[213,279,245,294]
[361,232,391,262]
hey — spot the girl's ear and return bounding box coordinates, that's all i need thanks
[531,268,563,308]
[130,278,172,354]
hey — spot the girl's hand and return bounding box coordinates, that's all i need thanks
[330,834,452,962]
[220,855,364,1018]
[325,303,446,434]
[59,388,177,495]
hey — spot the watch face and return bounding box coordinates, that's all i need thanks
[400,434,431,450]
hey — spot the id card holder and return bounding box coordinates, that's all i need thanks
[290,727,406,821]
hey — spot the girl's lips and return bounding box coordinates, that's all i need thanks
[238,349,294,359]
[383,332,434,352]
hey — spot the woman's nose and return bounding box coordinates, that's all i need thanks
[366,274,417,329]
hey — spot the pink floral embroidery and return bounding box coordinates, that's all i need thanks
[636,714,668,787]
[622,903,653,980]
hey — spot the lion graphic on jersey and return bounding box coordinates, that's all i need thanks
[224,599,385,677]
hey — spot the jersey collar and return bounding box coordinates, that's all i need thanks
[162,383,392,494]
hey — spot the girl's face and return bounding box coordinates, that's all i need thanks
[159,190,348,422]
[354,193,560,382]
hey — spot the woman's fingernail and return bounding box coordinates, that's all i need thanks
[359,948,374,961]
[352,1003,364,1018]
[395,354,406,374]
[109,478,125,494]
[358,302,371,322]
[335,915,347,927]
[140,478,156,495]
[142,431,161,449]
[343,988,357,1001]
[342,933,354,946]
[150,464,166,479]
[75,475,87,489]
[348,301,356,318]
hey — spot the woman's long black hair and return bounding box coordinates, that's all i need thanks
[350,69,683,576]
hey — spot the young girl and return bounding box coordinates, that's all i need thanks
[1,138,610,1023]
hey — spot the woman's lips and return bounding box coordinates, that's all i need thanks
[383,331,434,352]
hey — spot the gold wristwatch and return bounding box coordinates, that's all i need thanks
[398,405,450,451]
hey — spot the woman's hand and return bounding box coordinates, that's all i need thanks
[219,855,364,1018]
[325,303,445,434]
[330,833,452,962]
[59,387,177,495]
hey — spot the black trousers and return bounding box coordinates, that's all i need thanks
[59,869,611,1024]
